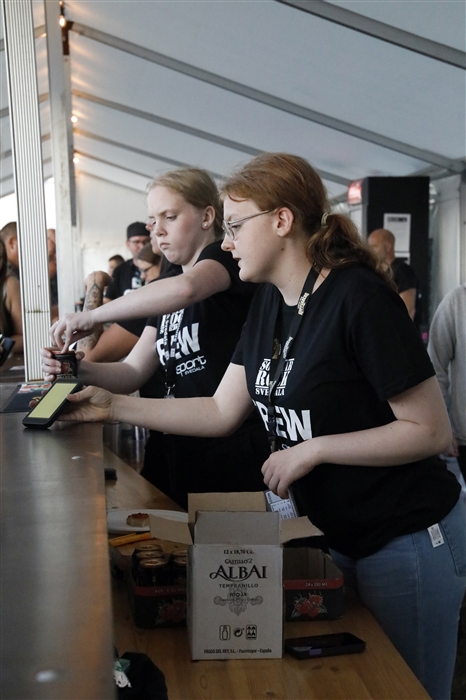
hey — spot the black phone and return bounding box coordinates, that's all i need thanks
[22,378,82,429]
[0,336,16,367]
[284,632,366,659]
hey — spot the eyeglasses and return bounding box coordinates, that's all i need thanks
[128,236,150,245]
[222,209,274,241]
[139,264,156,275]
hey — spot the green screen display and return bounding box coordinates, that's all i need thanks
[28,381,78,419]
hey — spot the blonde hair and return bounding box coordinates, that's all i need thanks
[148,168,223,239]
[221,153,395,288]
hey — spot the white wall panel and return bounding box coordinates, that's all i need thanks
[76,172,148,281]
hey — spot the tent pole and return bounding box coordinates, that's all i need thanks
[1,0,50,381]
[44,0,80,316]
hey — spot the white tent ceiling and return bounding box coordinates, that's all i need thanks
[1,0,465,202]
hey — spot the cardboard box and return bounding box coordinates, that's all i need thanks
[149,492,320,660]
[283,547,344,622]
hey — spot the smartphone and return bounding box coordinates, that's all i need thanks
[22,378,82,429]
[0,336,16,367]
[264,488,298,519]
[284,632,366,659]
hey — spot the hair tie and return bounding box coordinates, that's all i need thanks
[321,212,328,227]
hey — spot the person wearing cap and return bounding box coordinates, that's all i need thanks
[104,222,150,302]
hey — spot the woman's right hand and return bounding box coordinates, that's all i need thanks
[60,385,116,423]
[41,347,84,382]
[50,311,98,351]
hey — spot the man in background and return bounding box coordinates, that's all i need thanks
[1,222,58,320]
[104,222,149,302]
[0,221,19,278]
[368,228,420,325]
[108,254,124,276]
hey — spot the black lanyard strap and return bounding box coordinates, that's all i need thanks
[162,309,185,398]
[267,267,319,452]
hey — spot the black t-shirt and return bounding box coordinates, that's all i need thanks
[116,265,184,399]
[105,259,143,300]
[147,241,257,399]
[232,265,459,559]
[391,258,418,294]
[391,258,423,328]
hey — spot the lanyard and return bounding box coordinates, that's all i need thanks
[162,309,185,398]
[266,267,318,452]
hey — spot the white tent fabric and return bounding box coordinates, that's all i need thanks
[1,0,465,202]
[1,0,465,300]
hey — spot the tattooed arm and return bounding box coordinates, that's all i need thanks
[76,271,113,356]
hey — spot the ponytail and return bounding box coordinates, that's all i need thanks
[307,213,396,290]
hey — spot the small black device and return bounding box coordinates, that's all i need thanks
[0,335,16,367]
[284,632,366,659]
[104,468,118,481]
[22,378,82,429]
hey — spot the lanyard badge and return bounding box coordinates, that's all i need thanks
[266,268,318,453]
[163,309,185,399]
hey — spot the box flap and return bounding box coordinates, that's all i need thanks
[188,492,266,523]
[280,516,323,544]
[194,511,280,544]
[149,514,193,545]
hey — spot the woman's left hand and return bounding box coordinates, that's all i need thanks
[261,440,318,498]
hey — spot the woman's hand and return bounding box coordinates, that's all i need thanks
[59,385,116,423]
[261,440,318,498]
[50,311,98,351]
[41,347,84,382]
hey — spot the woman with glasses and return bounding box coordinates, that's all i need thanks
[134,243,162,283]
[61,153,465,700]
[43,167,268,506]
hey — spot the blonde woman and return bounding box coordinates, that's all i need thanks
[44,168,268,505]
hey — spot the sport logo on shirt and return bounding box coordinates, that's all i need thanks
[254,358,295,397]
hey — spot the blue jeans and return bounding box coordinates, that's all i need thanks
[330,498,466,700]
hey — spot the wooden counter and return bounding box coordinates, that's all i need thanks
[106,452,430,700]
[0,407,116,700]
[0,367,430,700]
